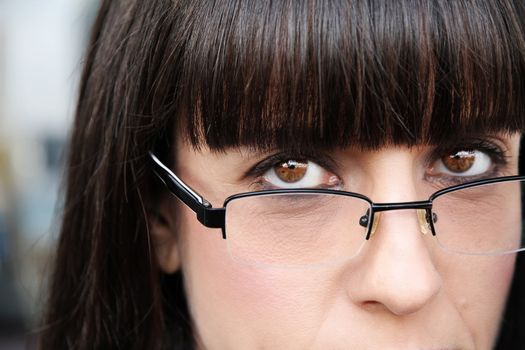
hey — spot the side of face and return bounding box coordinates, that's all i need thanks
[151,134,521,350]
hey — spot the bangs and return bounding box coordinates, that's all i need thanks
[158,0,525,151]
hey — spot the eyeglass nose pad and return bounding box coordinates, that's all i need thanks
[370,212,381,237]
[359,209,381,238]
[359,209,437,238]
[416,209,436,235]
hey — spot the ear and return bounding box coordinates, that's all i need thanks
[148,197,181,274]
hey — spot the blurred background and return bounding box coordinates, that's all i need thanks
[0,0,99,348]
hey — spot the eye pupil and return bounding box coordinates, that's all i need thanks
[275,160,308,183]
[442,150,475,173]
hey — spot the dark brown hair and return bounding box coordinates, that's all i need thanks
[40,0,525,349]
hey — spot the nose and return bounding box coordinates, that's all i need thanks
[346,208,442,316]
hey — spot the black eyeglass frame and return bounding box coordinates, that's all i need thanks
[148,151,525,240]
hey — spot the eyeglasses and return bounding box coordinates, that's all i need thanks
[148,152,525,267]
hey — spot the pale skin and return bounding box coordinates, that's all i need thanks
[151,133,521,349]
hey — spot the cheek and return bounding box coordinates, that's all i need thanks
[177,204,337,348]
[174,199,519,349]
[439,252,516,346]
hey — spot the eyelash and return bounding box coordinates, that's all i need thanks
[425,139,510,185]
[245,139,511,190]
[245,152,338,189]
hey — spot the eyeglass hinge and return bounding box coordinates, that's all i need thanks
[197,205,225,229]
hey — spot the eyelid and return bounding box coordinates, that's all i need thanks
[425,137,509,167]
[424,137,512,185]
[243,151,340,181]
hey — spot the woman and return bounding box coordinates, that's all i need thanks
[40,0,525,349]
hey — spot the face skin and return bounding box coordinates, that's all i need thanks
[152,133,521,350]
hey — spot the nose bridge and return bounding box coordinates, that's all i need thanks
[363,147,420,202]
[344,148,442,315]
[362,147,433,239]
[368,202,437,260]
[375,206,432,240]
[366,201,433,239]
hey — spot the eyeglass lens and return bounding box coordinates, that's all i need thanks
[432,179,522,255]
[224,179,524,267]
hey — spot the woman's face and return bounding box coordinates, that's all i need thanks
[155,133,521,350]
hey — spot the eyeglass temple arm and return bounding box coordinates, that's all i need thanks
[148,152,225,229]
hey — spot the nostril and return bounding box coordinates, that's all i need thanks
[360,300,386,313]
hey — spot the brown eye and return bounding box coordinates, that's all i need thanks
[441,150,475,173]
[274,159,308,183]
[430,148,493,180]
